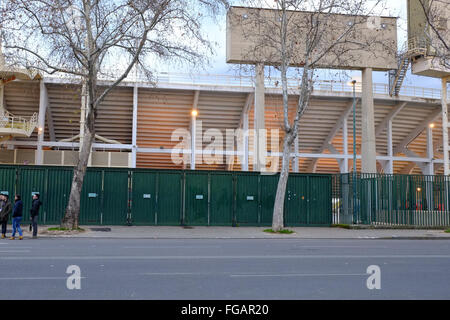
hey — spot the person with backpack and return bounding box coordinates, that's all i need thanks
[10,195,23,240]
[0,194,12,239]
[30,193,42,239]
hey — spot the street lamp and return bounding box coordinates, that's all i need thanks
[348,79,358,223]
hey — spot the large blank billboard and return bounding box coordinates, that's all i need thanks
[226,6,398,71]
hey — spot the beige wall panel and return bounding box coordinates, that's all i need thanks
[0,150,14,164]
[15,149,35,165]
[227,6,397,70]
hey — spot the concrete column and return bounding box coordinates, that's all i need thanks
[131,85,138,168]
[0,84,4,114]
[243,112,249,171]
[425,126,434,210]
[343,118,349,173]
[386,120,394,174]
[361,68,377,173]
[36,81,47,165]
[254,63,265,172]
[442,78,449,175]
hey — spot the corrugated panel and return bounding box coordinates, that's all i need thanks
[157,171,182,225]
[45,168,73,224]
[285,175,309,225]
[260,174,278,226]
[80,170,102,225]
[210,173,234,226]
[184,172,209,226]
[17,167,46,223]
[0,166,16,200]
[235,173,259,225]
[102,170,129,225]
[131,171,157,225]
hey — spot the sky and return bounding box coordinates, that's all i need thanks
[156,0,443,90]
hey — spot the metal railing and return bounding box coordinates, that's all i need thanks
[0,110,38,137]
[333,173,450,227]
[47,71,448,100]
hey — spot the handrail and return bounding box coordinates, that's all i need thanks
[46,71,448,100]
[0,110,38,137]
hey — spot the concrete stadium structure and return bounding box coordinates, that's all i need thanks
[0,72,448,175]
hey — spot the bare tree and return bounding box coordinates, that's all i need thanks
[1,0,226,229]
[230,0,391,231]
[416,0,449,69]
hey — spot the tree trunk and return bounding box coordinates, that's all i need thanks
[272,131,294,231]
[61,127,95,229]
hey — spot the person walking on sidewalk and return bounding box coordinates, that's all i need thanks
[10,195,23,240]
[0,194,12,239]
[30,194,42,239]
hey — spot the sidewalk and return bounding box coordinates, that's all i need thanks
[27,225,450,240]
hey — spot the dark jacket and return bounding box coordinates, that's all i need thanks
[12,200,23,218]
[30,199,42,218]
[0,200,12,222]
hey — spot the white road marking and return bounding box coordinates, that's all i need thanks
[292,246,388,248]
[122,246,222,249]
[0,277,87,280]
[1,254,450,260]
[140,272,367,278]
[230,273,367,278]
[0,250,31,253]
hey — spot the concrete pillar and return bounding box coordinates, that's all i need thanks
[425,126,434,210]
[36,81,47,165]
[0,84,4,114]
[343,118,349,173]
[243,112,249,171]
[442,78,449,175]
[131,85,138,168]
[361,68,377,173]
[254,63,265,172]
[386,120,394,174]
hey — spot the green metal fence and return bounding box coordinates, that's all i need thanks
[0,165,333,227]
[334,173,450,227]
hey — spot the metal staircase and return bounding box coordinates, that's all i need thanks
[389,37,429,97]
[389,55,411,96]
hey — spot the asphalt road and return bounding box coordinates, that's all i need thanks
[0,238,449,300]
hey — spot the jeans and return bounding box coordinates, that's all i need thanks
[32,215,38,237]
[1,220,6,235]
[12,217,23,237]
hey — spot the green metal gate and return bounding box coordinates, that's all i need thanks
[285,175,309,226]
[260,175,278,226]
[102,170,129,225]
[17,167,47,224]
[184,172,209,226]
[209,173,234,226]
[308,175,332,225]
[0,166,16,203]
[235,173,260,225]
[157,171,182,225]
[80,170,102,225]
[131,171,157,225]
[45,168,73,224]
[0,165,334,227]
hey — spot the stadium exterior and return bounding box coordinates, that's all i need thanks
[0,72,447,176]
